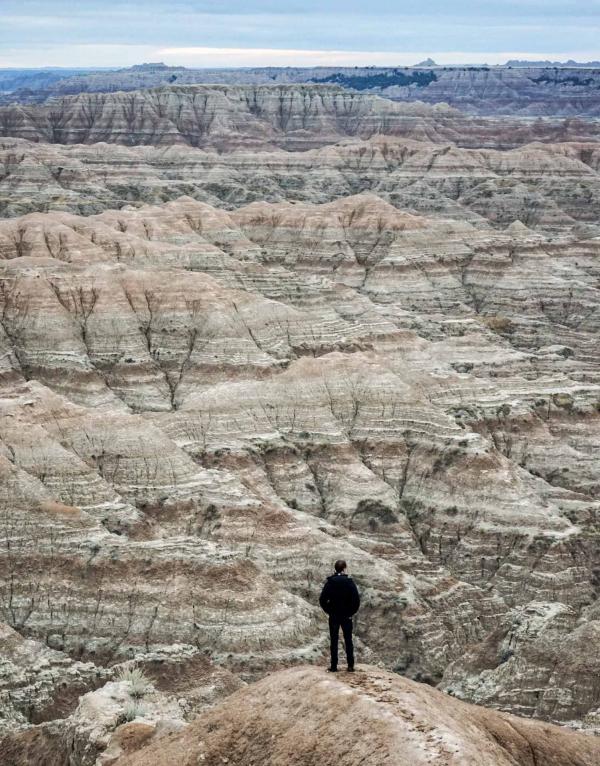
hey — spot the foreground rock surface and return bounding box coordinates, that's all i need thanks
[0,648,243,766]
[109,665,600,766]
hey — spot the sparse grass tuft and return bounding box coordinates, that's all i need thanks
[117,665,153,698]
[122,699,147,722]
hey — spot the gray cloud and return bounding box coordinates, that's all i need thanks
[0,1,597,67]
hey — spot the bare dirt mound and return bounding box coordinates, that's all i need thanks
[115,665,600,766]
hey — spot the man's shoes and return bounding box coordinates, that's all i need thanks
[327,667,338,672]
[347,667,355,672]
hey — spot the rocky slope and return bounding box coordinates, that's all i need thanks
[2,84,600,152]
[0,192,599,749]
[6,63,600,117]
[116,666,600,766]
[3,136,600,233]
[0,85,459,150]
[1,79,600,763]
[7,665,596,766]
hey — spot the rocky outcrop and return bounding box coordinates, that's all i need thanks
[312,66,600,117]
[0,620,243,764]
[6,665,597,766]
[109,666,600,766]
[0,622,106,736]
[0,661,214,766]
[0,85,457,150]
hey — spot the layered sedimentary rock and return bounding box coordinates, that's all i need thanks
[2,84,600,152]
[1,70,600,761]
[0,85,459,150]
[0,622,106,736]
[6,63,600,117]
[0,648,242,766]
[312,66,600,117]
[1,193,599,750]
[3,136,600,234]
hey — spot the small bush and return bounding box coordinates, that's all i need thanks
[117,665,152,698]
[496,403,511,419]
[483,315,515,334]
[552,392,574,410]
[355,499,396,525]
[122,700,147,722]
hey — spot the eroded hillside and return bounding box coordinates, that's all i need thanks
[1,192,599,727]
[0,84,599,763]
[3,136,600,228]
[2,84,600,152]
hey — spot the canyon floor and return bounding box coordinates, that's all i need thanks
[0,83,599,765]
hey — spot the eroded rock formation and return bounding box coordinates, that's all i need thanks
[1,80,600,763]
[0,193,599,743]
[5,63,600,117]
[3,136,600,232]
[2,85,600,152]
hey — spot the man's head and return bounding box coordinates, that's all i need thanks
[334,559,347,574]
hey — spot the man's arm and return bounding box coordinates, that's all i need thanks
[350,580,360,614]
[319,580,332,613]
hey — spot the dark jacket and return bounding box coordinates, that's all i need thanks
[319,573,360,618]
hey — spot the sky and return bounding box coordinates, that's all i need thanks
[0,0,597,68]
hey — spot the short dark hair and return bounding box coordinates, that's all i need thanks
[334,559,347,573]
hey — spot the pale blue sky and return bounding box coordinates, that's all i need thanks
[0,1,597,67]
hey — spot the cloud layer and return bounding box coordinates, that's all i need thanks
[0,1,597,67]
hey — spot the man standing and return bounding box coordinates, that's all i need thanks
[319,559,360,672]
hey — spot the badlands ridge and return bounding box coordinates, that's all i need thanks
[2,84,600,151]
[4,62,600,117]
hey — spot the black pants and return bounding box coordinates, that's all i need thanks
[329,615,354,670]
